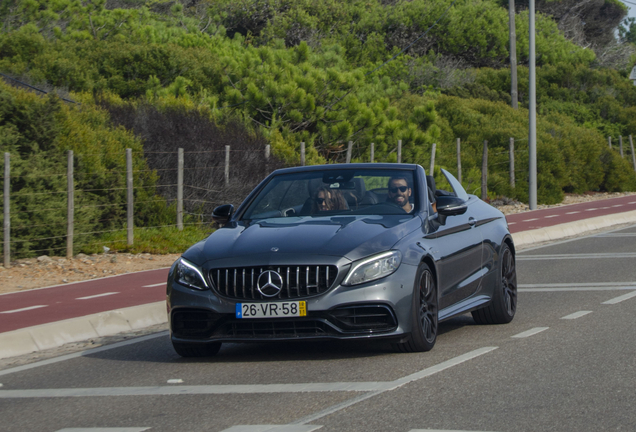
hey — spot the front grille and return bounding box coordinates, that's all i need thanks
[210,265,338,300]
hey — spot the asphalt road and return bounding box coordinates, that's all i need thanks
[1,225,635,432]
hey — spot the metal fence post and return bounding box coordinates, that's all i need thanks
[509,137,515,188]
[481,140,488,201]
[3,153,10,268]
[630,135,636,172]
[429,143,436,175]
[67,150,74,259]
[126,148,133,246]
[370,143,374,163]
[457,138,462,183]
[397,140,402,163]
[224,145,230,186]
[619,136,624,158]
[608,136,612,149]
[300,142,306,166]
[346,141,353,163]
[177,148,183,231]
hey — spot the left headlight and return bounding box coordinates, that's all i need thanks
[342,251,402,286]
[175,258,209,290]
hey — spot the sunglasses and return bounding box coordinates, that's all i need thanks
[389,186,409,193]
[315,198,327,204]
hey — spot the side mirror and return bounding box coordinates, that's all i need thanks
[212,204,234,225]
[436,196,467,216]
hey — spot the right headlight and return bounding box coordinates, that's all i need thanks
[175,258,209,290]
[342,250,402,286]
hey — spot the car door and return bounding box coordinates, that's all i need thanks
[426,170,484,311]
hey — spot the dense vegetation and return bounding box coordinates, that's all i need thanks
[1,0,636,257]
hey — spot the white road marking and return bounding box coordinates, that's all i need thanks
[602,290,636,304]
[599,206,611,209]
[519,282,636,292]
[517,253,636,260]
[585,208,598,211]
[76,292,119,300]
[507,222,516,225]
[167,379,183,384]
[511,327,549,338]
[522,218,539,222]
[142,282,166,287]
[291,347,498,426]
[409,430,498,432]
[0,332,169,378]
[544,215,560,218]
[630,201,636,204]
[565,211,580,214]
[612,204,624,207]
[221,426,322,432]
[55,428,150,432]
[561,311,592,320]
[0,305,47,314]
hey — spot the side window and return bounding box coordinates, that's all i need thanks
[280,180,310,209]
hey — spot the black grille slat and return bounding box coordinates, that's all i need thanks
[210,265,338,300]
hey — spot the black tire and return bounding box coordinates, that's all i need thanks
[394,263,438,353]
[172,341,222,357]
[472,242,517,324]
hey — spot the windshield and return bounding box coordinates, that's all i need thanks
[242,169,417,221]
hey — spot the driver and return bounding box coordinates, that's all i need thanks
[387,176,413,213]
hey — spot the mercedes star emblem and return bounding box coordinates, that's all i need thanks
[256,270,284,297]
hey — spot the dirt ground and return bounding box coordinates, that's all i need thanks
[2,191,635,296]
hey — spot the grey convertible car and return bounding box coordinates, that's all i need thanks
[167,163,517,356]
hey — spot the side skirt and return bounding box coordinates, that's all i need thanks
[439,295,490,321]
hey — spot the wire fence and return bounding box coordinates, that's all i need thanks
[2,135,636,266]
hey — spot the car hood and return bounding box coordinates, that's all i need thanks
[185,215,422,265]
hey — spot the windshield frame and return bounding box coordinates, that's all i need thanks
[237,166,421,222]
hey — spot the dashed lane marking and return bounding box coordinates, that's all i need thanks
[602,290,636,305]
[76,292,119,300]
[561,311,593,320]
[565,211,580,214]
[220,426,322,432]
[585,208,598,211]
[522,218,539,222]
[142,282,166,287]
[612,204,624,207]
[55,428,150,432]
[544,215,560,218]
[0,305,47,314]
[507,222,516,225]
[291,347,498,426]
[517,253,636,260]
[511,327,549,338]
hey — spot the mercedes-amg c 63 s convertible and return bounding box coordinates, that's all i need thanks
[167,163,517,356]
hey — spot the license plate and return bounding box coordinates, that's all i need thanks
[236,301,306,319]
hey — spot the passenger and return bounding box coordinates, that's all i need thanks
[311,187,348,213]
[387,176,413,213]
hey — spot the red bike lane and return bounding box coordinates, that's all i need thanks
[1,194,635,335]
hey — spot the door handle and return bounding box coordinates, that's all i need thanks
[468,217,477,227]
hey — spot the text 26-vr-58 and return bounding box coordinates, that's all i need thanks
[167,163,517,356]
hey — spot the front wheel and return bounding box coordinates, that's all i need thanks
[394,263,438,353]
[472,242,517,324]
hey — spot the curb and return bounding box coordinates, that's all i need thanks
[0,301,167,360]
[511,209,636,248]
[3,211,636,360]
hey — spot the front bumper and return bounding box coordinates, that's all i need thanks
[167,262,418,344]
